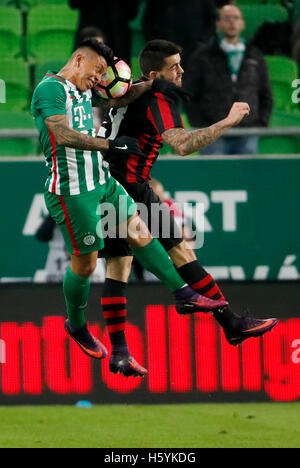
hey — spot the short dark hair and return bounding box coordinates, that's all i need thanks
[78,38,114,66]
[76,27,106,45]
[139,40,182,77]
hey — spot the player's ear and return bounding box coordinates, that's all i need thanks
[74,53,84,68]
[149,70,160,80]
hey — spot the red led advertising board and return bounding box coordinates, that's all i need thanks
[0,282,300,404]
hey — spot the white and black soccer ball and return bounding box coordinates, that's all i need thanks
[93,57,133,99]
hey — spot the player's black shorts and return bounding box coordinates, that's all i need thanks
[98,179,183,258]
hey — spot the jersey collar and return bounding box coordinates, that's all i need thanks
[45,71,67,84]
[45,70,91,100]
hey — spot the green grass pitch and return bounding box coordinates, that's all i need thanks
[0,403,300,448]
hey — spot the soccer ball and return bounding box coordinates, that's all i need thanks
[93,57,133,99]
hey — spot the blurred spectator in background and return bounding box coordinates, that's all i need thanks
[69,0,139,65]
[142,0,217,67]
[183,4,273,155]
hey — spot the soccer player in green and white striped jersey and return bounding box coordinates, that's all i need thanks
[31,38,227,373]
[32,46,135,197]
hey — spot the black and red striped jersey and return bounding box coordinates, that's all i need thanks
[99,84,184,184]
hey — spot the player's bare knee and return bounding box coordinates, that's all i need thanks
[85,262,97,277]
[168,240,197,267]
[106,256,133,282]
[127,214,152,248]
[71,254,97,278]
[76,261,96,278]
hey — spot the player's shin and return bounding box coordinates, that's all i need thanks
[101,278,129,356]
[63,266,90,328]
[101,274,148,377]
[131,238,228,314]
[176,260,225,300]
[131,238,186,292]
[176,260,237,322]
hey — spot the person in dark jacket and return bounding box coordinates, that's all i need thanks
[142,0,217,67]
[69,0,139,65]
[184,4,273,155]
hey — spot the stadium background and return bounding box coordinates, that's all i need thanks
[1,0,300,410]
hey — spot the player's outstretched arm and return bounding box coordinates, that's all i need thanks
[97,78,188,109]
[162,102,250,157]
[45,114,145,157]
[98,81,153,109]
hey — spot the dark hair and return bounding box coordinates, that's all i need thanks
[139,40,183,77]
[76,27,106,46]
[78,38,114,66]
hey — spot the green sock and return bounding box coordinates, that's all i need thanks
[132,238,186,292]
[63,267,90,328]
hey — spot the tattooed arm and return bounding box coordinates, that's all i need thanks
[162,124,230,157]
[162,102,250,156]
[44,114,145,157]
[45,114,110,151]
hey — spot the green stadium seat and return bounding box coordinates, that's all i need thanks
[16,0,69,9]
[266,56,298,83]
[293,0,300,25]
[0,111,37,156]
[41,0,69,3]
[270,109,300,127]
[34,59,66,87]
[131,57,141,81]
[240,5,289,39]
[259,109,300,154]
[0,0,19,5]
[0,59,31,111]
[258,136,300,154]
[237,1,283,4]
[0,7,22,58]
[20,0,68,5]
[265,56,299,112]
[27,5,78,61]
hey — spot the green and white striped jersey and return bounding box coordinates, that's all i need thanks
[31,71,110,196]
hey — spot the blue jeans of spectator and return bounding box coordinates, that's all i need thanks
[200,136,258,155]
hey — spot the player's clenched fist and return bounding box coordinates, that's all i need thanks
[108,135,146,157]
[226,102,250,127]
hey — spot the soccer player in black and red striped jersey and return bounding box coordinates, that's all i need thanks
[98,40,278,378]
